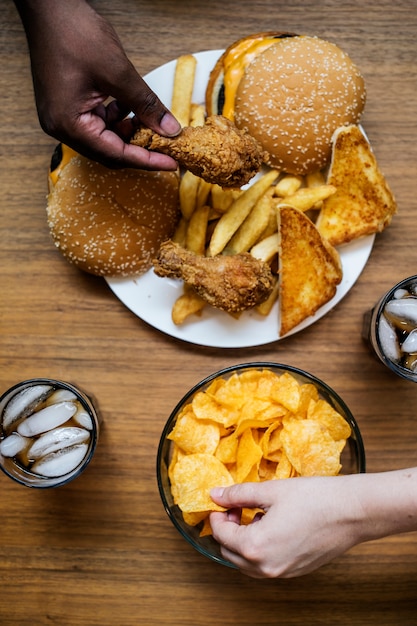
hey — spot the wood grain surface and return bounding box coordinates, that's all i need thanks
[1,1,417,624]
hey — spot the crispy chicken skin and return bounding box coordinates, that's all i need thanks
[131,115,266,188]
[153,240,274,313]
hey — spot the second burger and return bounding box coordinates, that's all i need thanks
[206,33,366,176]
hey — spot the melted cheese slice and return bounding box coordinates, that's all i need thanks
[48,144,78,188]
[223,36,279,121]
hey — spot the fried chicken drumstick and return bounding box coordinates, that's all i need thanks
[153,240,274,313]
[131,115,266,188]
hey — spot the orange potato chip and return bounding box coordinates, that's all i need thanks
[274,450,293,479]
[234,417,274,437]
[168,445,180,482]
[234,428,263,483]
[241,507,264,524]
[281,418,344,476]
[199,516,213,537]
[258,457,278,480]
[168,409,220,454]
[238,398,286,425]
[234,369,266,389]
[215,432,239,464]
[255,371,288,396]
[297,383,320,418]
[171,453,234,512]
[183,510,208,527]
[261,422,283,462]
[192,390,239,428]
[212,373,250,410]
[168,445,186,493]
[307,398,352,440]
[269,371,301,413]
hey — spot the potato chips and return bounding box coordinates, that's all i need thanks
[167,368,351,536]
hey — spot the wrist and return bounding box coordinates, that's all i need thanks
[353,468,417,542]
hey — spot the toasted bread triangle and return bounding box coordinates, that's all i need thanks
[315,125,397,246]
[278,205,342,337]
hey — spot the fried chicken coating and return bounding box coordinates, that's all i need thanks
[153,240,274,313]
[131,115,266,188]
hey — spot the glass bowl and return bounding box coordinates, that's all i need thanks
[156,362,365,568]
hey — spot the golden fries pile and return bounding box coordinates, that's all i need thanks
[162,55,396,332]
[172,172,337,326]
[166,55,338,326]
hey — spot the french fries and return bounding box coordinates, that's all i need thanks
[185,204,210,255]
[179,170,200,220]
[276,184,337,212]
[172,287,206,325]
[274,174,303,197]
[190,103,206,128]
[171,216,188,247]
[172,166,340,325]
[255,277,280,316]
[226,188,275,255]
[170,54,197,128]
[250,232,280,263]
[196,179,212,209]
[210,185,241,214]
[207,170,279,256]
[256,205,280,241]
[306,170,326,188]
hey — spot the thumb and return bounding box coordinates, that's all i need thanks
[211,482,271,510]
[111,67,181,137]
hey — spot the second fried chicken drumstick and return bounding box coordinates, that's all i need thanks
[154,240,274,313]
[131,115,267,188]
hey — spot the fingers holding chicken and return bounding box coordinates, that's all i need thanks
[131,115,267,188]
[153,240,274,314]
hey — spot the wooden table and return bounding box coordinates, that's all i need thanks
[1,0,417,623]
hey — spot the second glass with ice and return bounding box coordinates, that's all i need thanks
[366,275,417,382]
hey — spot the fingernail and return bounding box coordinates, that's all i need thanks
[210,487,224,499]
[160,112,181,136]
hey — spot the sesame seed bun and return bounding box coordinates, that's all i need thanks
[234,35,366,175]
[46,148,180,277]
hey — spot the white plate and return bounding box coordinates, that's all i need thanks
[105,50,375,349]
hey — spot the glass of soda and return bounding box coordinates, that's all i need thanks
[0,378,100,487]
[364,275,417,382]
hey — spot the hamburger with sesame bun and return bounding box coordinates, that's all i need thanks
[206,33,366,176]
[46,144,180,277]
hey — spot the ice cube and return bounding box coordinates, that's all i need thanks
[384,298,417,325]
[17,401,77,437]
[0,433,30,457]
[401,328,417,354]
[45,389,78,405]
[378,313,401,362]
[28,426,90,460]
[2,384,53,432]
[73,407,93,430]
[31,443,89,477]
[393,288,409,299]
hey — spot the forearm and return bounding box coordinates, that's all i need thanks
[13,0,89,23]
[13,0,98,52]
[352,467,417,542]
